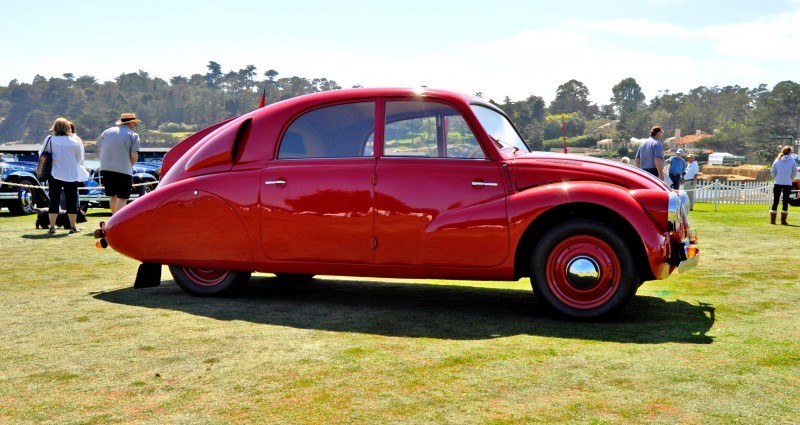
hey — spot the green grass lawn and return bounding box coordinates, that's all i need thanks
[0,203,798,423]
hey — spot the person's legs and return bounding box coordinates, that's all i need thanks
[685,180,692,209]
[772,185,782,210]
[114,197,128,213]
[103,171,131,215]
[63,181,80,232]
[47,179,63,232]
[669,173,681,190]
[781,185,791,211]
[109,195,119,214]
[781,185,791,225]
[771,185,781,224]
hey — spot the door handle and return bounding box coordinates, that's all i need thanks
[264,178,286,186]
[471,181,498,187]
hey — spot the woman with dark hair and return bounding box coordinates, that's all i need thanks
[770,145,798,225]
[39,117,84,234]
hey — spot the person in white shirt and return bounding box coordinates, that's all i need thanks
[39,117,84,234]
[663,157,673,187]
[770,145,798,225]
[683,154,699,211]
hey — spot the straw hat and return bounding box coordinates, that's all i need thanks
[116,113,142,125]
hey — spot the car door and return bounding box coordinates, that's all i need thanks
[260,102,376,264]
[374,100,509,268]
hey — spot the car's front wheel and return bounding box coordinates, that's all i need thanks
[136,180,156,197]
[169,266,251,296]
[7,178,38,215]
[530,219,639,320]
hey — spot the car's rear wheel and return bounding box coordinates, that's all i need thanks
[530,219,638,320]
[8,178,38,215]
[169,266,251,296]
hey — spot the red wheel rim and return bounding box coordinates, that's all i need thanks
[545,235,621,309]
[183,267,229,287]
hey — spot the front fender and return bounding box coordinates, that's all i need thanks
[5,171,40,185]
[105,176,255,270]
[132,172,156,182]
[508,181,672,280]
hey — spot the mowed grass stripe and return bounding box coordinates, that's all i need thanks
[0,203,798,423]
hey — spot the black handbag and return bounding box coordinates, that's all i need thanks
[36,136,53,181]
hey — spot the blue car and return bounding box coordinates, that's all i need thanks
[0,144,48,215]
[80,147,167,208]
[0,145,168,214]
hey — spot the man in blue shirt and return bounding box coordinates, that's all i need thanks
[635,126,665,179]
[668,148,686,190]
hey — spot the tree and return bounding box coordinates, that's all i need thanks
[549,79,593,117]
[497,94,546,150]
[170,76,188,86]
[205,61,223,89]
[264,69,279,81]
[611,77,645,114]
[611,78,648,142]
[749,80,800,161]
[543,113,585,139]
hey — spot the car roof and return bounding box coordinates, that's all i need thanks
[0,144,41,153]
[258,87,494,115]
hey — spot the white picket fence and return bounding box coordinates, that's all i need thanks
[691,180,772,205]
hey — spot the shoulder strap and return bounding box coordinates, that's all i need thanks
[45,135,52,153]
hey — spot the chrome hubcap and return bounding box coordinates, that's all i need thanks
[566,256,601,288]
[20,189,34,211]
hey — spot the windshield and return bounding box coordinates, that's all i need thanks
[470,105,530,153]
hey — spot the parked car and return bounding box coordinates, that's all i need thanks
[80,148,167,208]
[0,144,167,213]
[103,87,699,319]
[0,144,48,214]
[137,147,170,166]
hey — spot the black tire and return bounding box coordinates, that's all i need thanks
[7,178,38,215]
[168,266,251,297]
[274,273,315,283]
[136,180,155,197]
[530,219,639,320]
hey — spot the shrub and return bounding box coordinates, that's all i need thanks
[542,135,598,150]
[157,122,197,133]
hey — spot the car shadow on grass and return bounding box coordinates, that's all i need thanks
[94,276,715,344]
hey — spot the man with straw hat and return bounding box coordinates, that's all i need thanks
[97,113,141,214]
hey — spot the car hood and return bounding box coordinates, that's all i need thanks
[510,152,669,192]
[133,162,159,173]
[1,160,37,175]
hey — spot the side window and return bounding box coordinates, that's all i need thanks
[444,115,483,159]
[384,101,483,159]
[278,102,375,159]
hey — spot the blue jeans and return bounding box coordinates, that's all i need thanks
[668,173,682,190]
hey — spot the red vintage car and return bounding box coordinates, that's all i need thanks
[103,87,698,319]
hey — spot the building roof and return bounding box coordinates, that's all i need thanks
[675,134,712,145]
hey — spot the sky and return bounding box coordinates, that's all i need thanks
[2,0,799,104]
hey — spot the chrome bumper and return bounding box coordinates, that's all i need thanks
[0,191,20,200]
[80,193,142,203]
